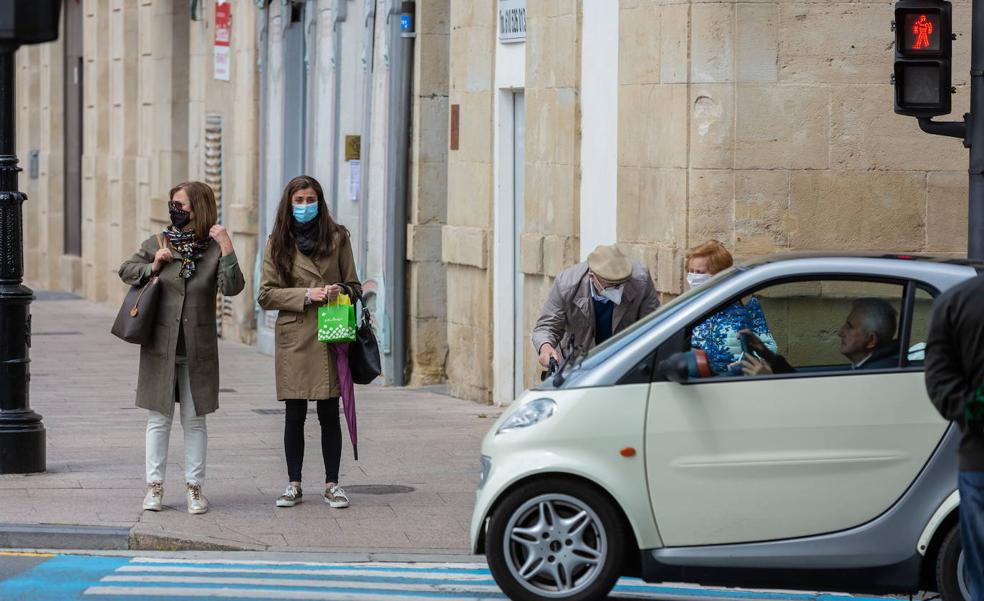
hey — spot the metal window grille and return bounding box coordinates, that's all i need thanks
[205,115,233,338]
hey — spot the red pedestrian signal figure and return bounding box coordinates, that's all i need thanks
[912,14,934,50]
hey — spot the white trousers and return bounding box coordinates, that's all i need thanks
[145,360,207,486]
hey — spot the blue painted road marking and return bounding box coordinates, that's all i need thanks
[0,555,891,600]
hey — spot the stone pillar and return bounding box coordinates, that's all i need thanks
[407,0,449,386]
[442,0,496,402]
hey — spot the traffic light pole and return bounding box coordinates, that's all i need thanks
[968,0,984,259]
[0,42,45,474]
[916,0,984,259]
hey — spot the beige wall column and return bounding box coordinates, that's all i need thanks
[443,0,497,402]
[82,0,111,301]
[17,39,65,292]
[408,0,450,386]
[107,0,140,306]
[519,0,581,388]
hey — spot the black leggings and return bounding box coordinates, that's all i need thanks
[284,398,341,484]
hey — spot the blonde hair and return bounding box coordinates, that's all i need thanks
[686,239,733,275]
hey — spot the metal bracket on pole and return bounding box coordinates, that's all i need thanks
[918,115,969,145]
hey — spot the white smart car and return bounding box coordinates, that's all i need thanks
[472,254,978,601]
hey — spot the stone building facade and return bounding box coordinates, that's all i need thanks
[16,0,974,406]
[19,0,261,344]
[442,0,972,404]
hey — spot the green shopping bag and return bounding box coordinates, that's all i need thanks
[317,298,357,343]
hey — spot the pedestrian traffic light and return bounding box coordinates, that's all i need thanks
[893,0,953,117]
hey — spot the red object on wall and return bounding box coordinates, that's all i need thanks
[215,2,232,47]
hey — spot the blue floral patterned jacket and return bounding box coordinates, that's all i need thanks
[690,297,777,375]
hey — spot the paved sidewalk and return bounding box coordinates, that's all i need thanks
[0,295,499,554]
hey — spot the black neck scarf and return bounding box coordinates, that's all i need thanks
[292,218,321,256]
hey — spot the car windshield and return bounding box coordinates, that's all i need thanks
[540,267,741,389]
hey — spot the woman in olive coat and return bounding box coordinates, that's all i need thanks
[119,181,245,515]
[258,175,361,509]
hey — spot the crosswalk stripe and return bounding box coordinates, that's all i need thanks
[116,565,496,581]
[84,585,505,600]
[100,575,502,593]
[130,558,489,571]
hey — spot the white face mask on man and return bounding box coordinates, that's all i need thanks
[686,272,711,289]
[590,275,624,305]
[601,285,624,305]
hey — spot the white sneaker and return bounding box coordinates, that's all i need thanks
[142,482,163,512]
[186,483,208,515]
[276,484,302,507]
[324,484,350,509]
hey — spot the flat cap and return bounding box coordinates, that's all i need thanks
[586,244,632,283]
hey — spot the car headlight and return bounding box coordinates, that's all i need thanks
[478,455,492,488]
[496,398,556,435]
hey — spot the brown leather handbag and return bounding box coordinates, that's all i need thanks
[111,234,165,345]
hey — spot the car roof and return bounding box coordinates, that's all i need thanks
[739,252,984,271]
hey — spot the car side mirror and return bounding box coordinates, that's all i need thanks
[657,349,714,383]
[657,352,691,383]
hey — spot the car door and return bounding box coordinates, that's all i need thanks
[645,277,948,547]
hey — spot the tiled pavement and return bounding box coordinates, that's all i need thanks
[0,294,499,553]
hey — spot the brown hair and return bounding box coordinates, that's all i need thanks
[686,239,733,275]
[169,181,218,241]
[269,175,349,284]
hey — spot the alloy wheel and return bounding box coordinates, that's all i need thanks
[502,493,608,598]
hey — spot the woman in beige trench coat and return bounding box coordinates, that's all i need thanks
[258,175,361,510]
[119,181,245,515]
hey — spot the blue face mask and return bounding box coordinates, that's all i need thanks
[292,202,319,224]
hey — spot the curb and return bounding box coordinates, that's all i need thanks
[0,523,129,551]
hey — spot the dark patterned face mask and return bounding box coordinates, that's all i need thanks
[168,201,191,229]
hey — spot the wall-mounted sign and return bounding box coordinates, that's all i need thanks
[344,135,361,161]
[499,0,526,44]
[213,1,232,81]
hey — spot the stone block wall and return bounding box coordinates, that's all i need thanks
[616,0,972,297]
[518,0,582,388]
[443,0,497,402]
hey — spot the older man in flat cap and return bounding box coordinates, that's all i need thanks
[533,244,660,370]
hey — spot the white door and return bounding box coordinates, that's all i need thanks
[645,278,949,546]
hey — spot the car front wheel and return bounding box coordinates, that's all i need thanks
[936,524,972,601]
[486,479,626,601]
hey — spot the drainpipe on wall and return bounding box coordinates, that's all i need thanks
[382,0,414,386]
[254,4,270,339]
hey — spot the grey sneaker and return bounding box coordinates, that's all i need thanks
[186,483,208,515]
[324,484,350,509]
[276,484,302,507]
[142,481,163,512]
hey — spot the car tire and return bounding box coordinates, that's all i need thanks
[486,478,627,601]
[936,524,972,601]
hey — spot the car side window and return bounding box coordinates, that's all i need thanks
[902,286,935,367]
[755,280,904,373]
[672,278,913,379]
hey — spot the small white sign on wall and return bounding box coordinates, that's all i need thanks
[499,0,526,44]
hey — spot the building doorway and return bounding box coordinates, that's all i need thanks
[493,90,525,404]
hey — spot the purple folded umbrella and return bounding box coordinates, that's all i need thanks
[330,342,358,460]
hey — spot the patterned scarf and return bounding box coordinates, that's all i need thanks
[163,226,210,279]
